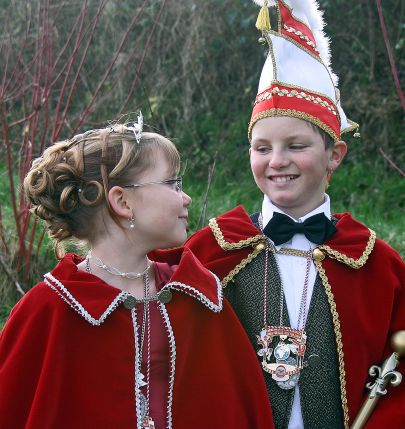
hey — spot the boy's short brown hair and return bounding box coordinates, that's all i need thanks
[307,122,335,149]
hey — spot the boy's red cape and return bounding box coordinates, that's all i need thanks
[177,205,405,429]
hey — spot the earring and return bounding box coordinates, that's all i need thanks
[129,215,135,229]
[326,167,334,189]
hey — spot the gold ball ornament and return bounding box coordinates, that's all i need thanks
[255,242,266,251]
[391,331,405,357]
[312,248,325,262]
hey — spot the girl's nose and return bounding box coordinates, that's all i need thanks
[182,191,192,206]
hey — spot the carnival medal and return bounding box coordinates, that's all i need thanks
[257,326,307,390]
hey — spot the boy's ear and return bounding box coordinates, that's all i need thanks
[108,186,133,219]
[329,140,347,170]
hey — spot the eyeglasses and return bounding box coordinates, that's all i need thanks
[122,176,183,192]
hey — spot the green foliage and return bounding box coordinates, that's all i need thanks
[1,0,404,328]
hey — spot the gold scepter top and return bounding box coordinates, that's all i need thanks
[350,330,404,429]
[391,330,405,357]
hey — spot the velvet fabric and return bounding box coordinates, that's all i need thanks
[182,205,405,428]
[0,247,274,429]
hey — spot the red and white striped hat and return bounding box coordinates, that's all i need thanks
[249,0,358,142]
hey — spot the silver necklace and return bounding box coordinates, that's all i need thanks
[257,214,311,390]
[85,255,172,305]
[84,260,156,428]
[86,252,151,279]
[139,271,156,429]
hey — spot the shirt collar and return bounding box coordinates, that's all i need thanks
[261,194,332,227]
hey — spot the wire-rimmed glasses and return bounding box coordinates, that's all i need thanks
[121,176,182,193]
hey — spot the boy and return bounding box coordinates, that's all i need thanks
[184,1,405,428]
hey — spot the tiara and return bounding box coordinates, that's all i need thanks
[126,111,143,144]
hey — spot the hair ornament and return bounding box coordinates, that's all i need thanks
[126,111,143,144]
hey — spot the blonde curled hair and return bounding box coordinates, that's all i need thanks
[24,124,180,258]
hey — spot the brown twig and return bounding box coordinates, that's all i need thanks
[376,0,405,112]
[117,0,168,116]
[197,153,217,230]
[73,0,150,132]
[379,148,405,177]
[0,253,25,296]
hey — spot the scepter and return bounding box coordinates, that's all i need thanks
[350,330,405,429]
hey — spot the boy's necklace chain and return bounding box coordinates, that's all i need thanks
[257,213,312,390]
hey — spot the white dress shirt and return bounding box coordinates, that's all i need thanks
[261,194,332,429]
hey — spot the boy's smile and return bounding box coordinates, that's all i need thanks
[250,116,347,219]
[269,175,299,183]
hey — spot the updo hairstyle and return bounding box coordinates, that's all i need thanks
[24,125,180,258]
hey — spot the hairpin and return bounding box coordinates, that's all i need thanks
[126,111,143,144]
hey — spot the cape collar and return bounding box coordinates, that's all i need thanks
[44,248,222,326]
[209,205,376,269]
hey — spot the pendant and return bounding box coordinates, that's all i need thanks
[257,326,307,390]
[141,416,156,429]
[137,373,148,419]
[139,392,148,420]
[137,372,147,387]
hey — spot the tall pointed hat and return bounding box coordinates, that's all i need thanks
[249,0,358,142]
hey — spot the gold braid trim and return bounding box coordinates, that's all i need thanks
[249,109,339,143]
[254,86,338,115]
[343,118,360,135]
[283,24,319,53]
[208,217,265,250]
[314,259,350,429]
[279,0,312,33]
[261,79,337,105]
[319,229,376,269]
[265,29,323,65]
[222,244,265,287]
[208,217,266,287]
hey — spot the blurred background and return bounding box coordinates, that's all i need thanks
[0,0,404,325]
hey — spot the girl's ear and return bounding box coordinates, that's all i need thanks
[108,186,133,219]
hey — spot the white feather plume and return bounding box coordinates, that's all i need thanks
[251,0,338,84]
[252,0,277,6]
[293,0,338,84]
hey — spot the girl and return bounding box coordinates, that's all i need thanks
[0,117,273,429]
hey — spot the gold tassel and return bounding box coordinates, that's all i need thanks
[255,2,271,32]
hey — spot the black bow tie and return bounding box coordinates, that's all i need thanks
[263,212,337,245]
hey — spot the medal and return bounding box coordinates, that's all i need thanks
[256,220,313,390]
[257,326,307,389]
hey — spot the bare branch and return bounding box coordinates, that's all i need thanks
[0,253,25,296]
[197,153,217,230]
[379,148,405,177]
[376,0,405,111]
